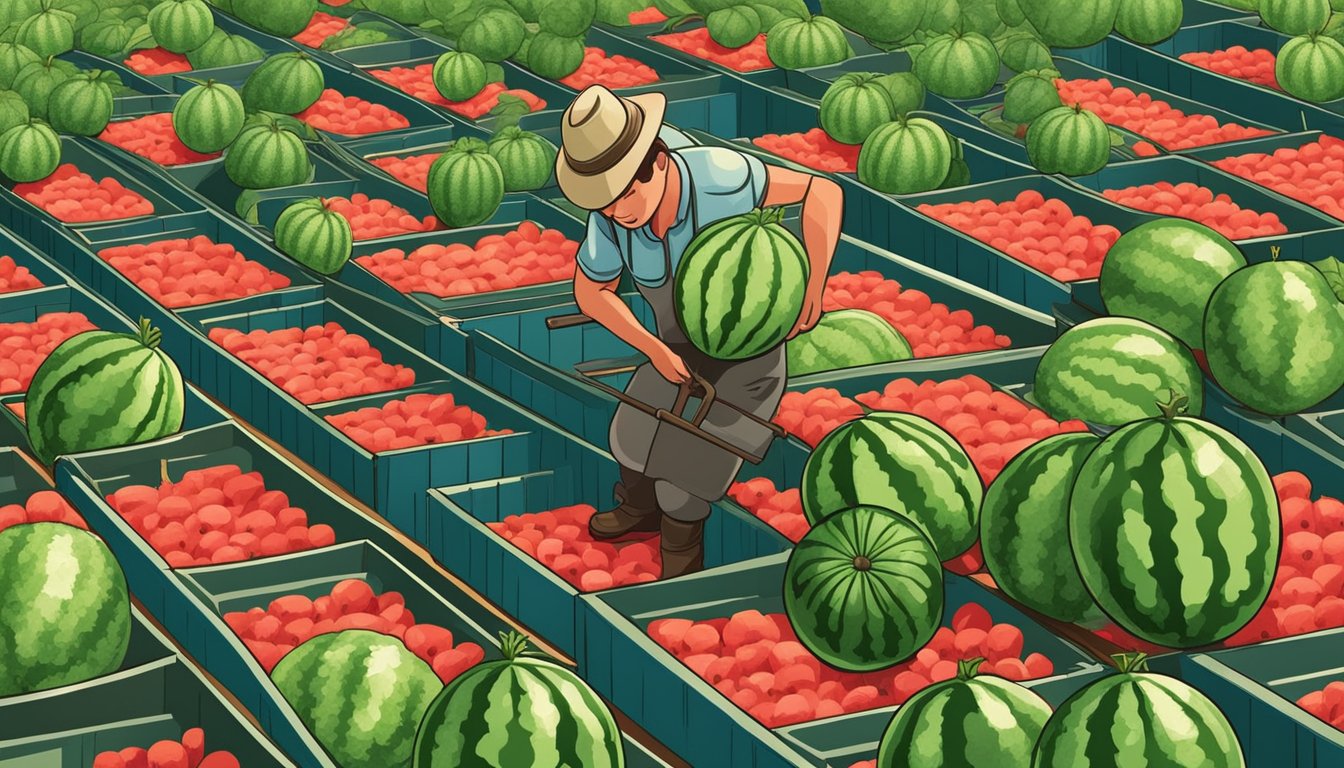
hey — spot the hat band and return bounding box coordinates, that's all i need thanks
[567,97,645,177]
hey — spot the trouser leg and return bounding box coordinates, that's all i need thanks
[656,480,708,578]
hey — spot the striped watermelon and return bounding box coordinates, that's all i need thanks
[1100,219,1246,351]
[914,31,1001,100]
[1034,317,1204,427]
[46,72,113,136]
[538,0,594,36]
[17,7,76,58]
[996,32,1054,73]
[821,0,921,45]
[998,0,1028,26]
[0,43,41,90]
[1019,0,1119,48]
[12,57,70,121]
[231,0,318,37]
[857,117,954,194]
[786,309,912,376]
[1003,68,1062,124]
[980,432,1105,625]
[273,630,442,768]
[414,631,623,767]
[879,658,1052,764]
[487,126,556,192]
[1204,259,1344,416]
[706,6,763,48]
[432,51,487,102]
[0,0,41,30]
[274,198,353,275]
[1070,395,1279,647]
[0,89,30,135]
[0,119,60,183]
[1259,0,1330,35]
[242,52,324,115]
[1026,104,1111,176]
[426,137,505,228]
[26,319,185,465]
[801,412,982,559]
[1033,653,1247,766]
[784,506,944,672]
[224,118,314,189]
[187,29,265,70]
[460,8,527,62]
[874,72,925,116]
[148,0,216,54]
[1113,0,1183,44]
[1276,34,1344,103]
[527,32,585,79]
[673,207,809,361]
[766,16,854,70]
[173,80,246,154]
[0,522,131,696]
[819,72,896,145]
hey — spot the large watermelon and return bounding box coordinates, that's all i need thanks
[706,6,762,49]
[879,658,1052,765]
[1026,104,1110,176]
[857,117,954,195]
[1204,259,1344,416]
[914,31,1001,99]
[173,80,246,154]
[786,309,912,376]
[432,50,486,102]
[274,198,353,275]
[874,71,925,116]
[1002,67,1062,124]
[980,431,1104,625]
[273,630,442,768]
[187,28,265,70]
[231,0,318,36]
[1100,218,1246,351]
[0,43,41,90]
[12,57,70,121]
[537,0,593,36]
[527,31,585,79]
[1033,653,1247,766]
[0,0,42,31]
[819,72,895,145]
[487,125,556,192]
[16,6,76,58]
[784,506,944,672]
[1018,0,1118,48]
[1113,0,1182,44]
[820,0,923,45]
[996,32,1053,72]
[1070,396,1279,647]
[1276,34,1344,103]
[414,631,623,767]
[147,0,215,54]
[426,136,505,227]
[459,8,526,62]
[801,411,982,558]
[46,72,112,136]
[0,522,132,696]
[242,52,324,115]
[0,118,59,183]
[765,15,854,70]
[1258,0,1330,35]
[1034,317,1204,427]
[673,207,808,361]
[224,119,314,189]
[0,89,28,135]
[998,0,1026,25]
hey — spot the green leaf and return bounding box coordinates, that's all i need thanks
[1313,257,1344,302]
[489,92,531,129]
[1108,128,1125,147]
[659,12,700,31]
[124,23,156,52]
[235,189,263,223]
[483,62,505,83]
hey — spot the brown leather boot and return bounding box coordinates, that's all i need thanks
[659,516,705,579]
[589,469,660,540]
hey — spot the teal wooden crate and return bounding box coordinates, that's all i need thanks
[290,10,421,57]
[0,225,69,295]
[57,49,172,99]
[0,447,53,504]
[142,11,296,88]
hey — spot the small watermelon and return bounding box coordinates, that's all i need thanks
[1003,68,1062,124]
[147,0,215,54]
[0,88,30,135]
[12,56,71,121]
[526,31,585,79]
[801,411,982,559]
[432,50,486,102]
[786,309,912,376]
[1026,104,1110,176]
[874,71,925,116]
[858,117,954,195]
[0,43,41,90]
[1034,653,1247,766]
[1259,0,1330,35]
[16,6,76,58]
[274,197,354,275]
[673,207,809,361]
[76,20,134,60]
[26,318,185,465]
[537,0,595,36]
[996,32,1054,72]
[186,28,265,70]
[0,522,131,696]
[0,0,42,31]
[914,30,1001,100]
[459,8,527,63]
[706,6,762,49]
[224,118,313,189]
[1019,0,1118,48]
[426,136,505,227]
[1034,316,1204,427]
[173,80,245,153]
[819,72,896,145]
[242,52,324,115]
[46,71,112,136]
[820,0,921,44]
[0,118,59,182]
[1071,394,1279,647]
[1276,34,1344,103]
[1113,0,1183,44]
[998,0,1027,25]
[766,15,854,70]
[784,506,944,671]
[487,125,556,192]
[958,0,1003,36]
[231,0,318,37]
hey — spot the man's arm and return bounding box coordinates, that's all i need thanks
[573,271,690,382]
[760,165,844,337]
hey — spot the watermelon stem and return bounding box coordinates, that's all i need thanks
[1155,389,1188,420]
[1270,245,1281,262]
[956,657,986,680]
[497,630,532,660]
[160,459,172,486]
[1111,652,1150,674]
[852,555,871,571]
[136,318,162,350]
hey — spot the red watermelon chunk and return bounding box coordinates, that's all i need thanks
[559,48,660,90]
[1212,135,1344,221]
[752,128,862,174]
[369,151,440,192]
[728,478,809,543]
[295,88,410,136]
[653,28,772,72]
[321,193,439,240]
[14,163,155,224]
[92,728,240,768]
[1296,681,1344,732]
[0,312,99,394]
[1101,181,1287,241]
[124,48,192,75]
[0,255,44,296]
[628,6,668,24]
[1179,46,1279,90]
[99,114,221,166]
[367,65,546,118]
[487,503,661,590]
[1054,76,1275,151]
[293,11,349,47]
[325,391,512,453]
[772,387,865,448]
[98,235,292,309]
[0,490,87,535]
[822,270,1011,357]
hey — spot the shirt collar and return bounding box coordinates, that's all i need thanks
[638,151,690,239]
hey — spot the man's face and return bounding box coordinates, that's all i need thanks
[602,152,667,230]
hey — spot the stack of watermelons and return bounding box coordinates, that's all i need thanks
[407,0,594,83]
[1257,0,1344,103]
[653,0,854,71]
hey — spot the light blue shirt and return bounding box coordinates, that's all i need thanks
[577,146,769,287]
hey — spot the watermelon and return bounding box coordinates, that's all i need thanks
[505,0,544,23]
[0,522,131,696]
[917,0,961,35]
[1328,14,1344,44]
[1099,218,1246,351]
[786,309,913,376]
[706,6,762,49]
[537,0,594,35]
[361,0,432,25]
[16,7,76,58]
[1025,104,1110,176]
[231,0,318,36]
[1276,34,1344,103]
[913,31,1000,99]
[673,207,808,361]
[432,50,486,102]
[148,0,215,54]
[77,21,134,60]
[954,0,1000,36]
[819,72,896,145]
[274,198,354,274]
[766,15,853,70]
[242,53,324,115]
[12,57,70,120]
[26,318,186,465]
[273,630,442,768]
[857,117,954,195]
[459,8,526,63]
[879,658,1052,764]
[1018,0,1118,47]
[46,71,112,136]
[0,43,40,90]
[980,431,1104,625]
[998,0,1027,25]
[801,411,982,558]
[784,506,944,671]
[187,28,265,70]
[1002,67,1062,124]
[0,88,29,135]
[1113,0,1182,44]
[173,80,245,154]
[414,631,622,768]
[487,125,556,192]
[996,32,1053,72]
[1259,0,1330,35]
[1204,259,1344,416]
[874,71,925,116]
[1034,317,1204,427]
[0,118,59,182]
[820,0,922,45]
[1071,395,1279,647]
[426,136,505,227]
[224,119,313,189]
[0,0,42,31]
[527,31,585,78]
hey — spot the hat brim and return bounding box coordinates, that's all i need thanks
[555,91,667,211]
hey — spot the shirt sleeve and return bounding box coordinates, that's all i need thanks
[577,212,624,283]
[682,147,770,218]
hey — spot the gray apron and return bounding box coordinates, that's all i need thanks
[607,163,787,501]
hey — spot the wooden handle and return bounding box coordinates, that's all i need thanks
[545,313,594,330]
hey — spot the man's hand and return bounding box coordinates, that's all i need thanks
[787,288,825,340]
[648,341,691,383]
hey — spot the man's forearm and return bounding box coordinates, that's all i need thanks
[576,285,665,359]
[800,176,842,291]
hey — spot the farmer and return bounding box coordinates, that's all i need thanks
[556,85,843,578]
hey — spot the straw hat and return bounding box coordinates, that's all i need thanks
[555,85,667,210]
